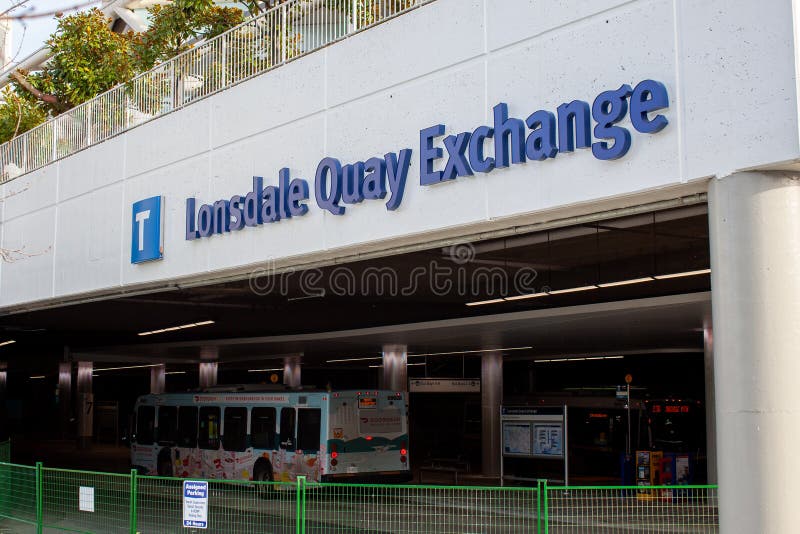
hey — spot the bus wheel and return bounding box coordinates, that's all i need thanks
[253,461,274,499]
[157,449,173,477]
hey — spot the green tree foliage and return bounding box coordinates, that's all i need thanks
[40,9,134,111]
[131,1,244,71]
[0,87,47,144]
[1,1,245,144]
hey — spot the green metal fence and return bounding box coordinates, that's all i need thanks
[0,460,719,533]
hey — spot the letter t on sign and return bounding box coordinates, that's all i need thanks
[135,210,150,252]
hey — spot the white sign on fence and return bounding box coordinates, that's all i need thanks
[78,486,95,513]
[182,480,209,529]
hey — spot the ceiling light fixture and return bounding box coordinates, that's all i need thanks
[247,368,284,373]
[138,320,215,336]
[547,285,598,295]
[165,371,186,375]
[0,340,16,348]
[597,277,655,288]
[326,356,384,364]
[653,268,711,280]
[504,292,549,301]
[409,346,532,357]
[465,298,505,307]
[535,355,625,363]
[466,269,711,306]
[29,375,45,379]
[94,364,163,372]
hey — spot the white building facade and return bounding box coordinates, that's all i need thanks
[0,1,799,531]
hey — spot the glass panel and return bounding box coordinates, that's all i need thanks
[178,406,198,448]
[251,407,276,450]
[136,406,155,445]
[297,409,321,452]
[222,407,247,452]
[279,407,295,450]
[157,406,178,444]
[198,406,221,450]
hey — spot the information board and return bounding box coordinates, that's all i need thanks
[500,405,569,486]
[501,406,565,459]
[183,480,209,529]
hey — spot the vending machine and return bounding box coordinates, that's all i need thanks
[636,450,663,498]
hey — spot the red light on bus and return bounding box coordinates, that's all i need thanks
[400,448,407,456]
[331,459,338,466]
[681,406,690,413]
[331,451,338,459]
[365,436,373,441]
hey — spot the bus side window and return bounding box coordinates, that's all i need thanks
[251,407,276,450]
[157,406,178,445]
[199,407,221,450]
[297,409,321,453]
[222,407,247,452]
[137,406,155,445]
[178,406,198,448]
[280,407,295,450]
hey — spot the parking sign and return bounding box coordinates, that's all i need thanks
[131,196,164,264]
[182,480,208,529]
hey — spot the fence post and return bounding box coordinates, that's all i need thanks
[296,475,306,534]
[129,469,138,534]
[542,478,549,534]
[35,461,43,534]
[281,4,287,63]
[536,479,543,534]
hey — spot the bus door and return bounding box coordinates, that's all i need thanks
[198,406,222,478]
[176,406,199,478]
[277,407,322,482]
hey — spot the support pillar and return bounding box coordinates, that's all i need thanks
[481,351,502,477]
[703,320,717,484]
[58,362,72,439]
[0,362,7,441]
[283,355,302,388]
[381,345,407,392]
[198,362,217,388]
[150,364,165,394]
[708,171,800,533]
[76,362,93,449]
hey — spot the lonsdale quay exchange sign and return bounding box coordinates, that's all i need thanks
[184,79,669,240]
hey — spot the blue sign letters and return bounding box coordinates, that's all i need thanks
[182,79,669,242]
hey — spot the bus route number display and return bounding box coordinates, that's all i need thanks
[183,480,209,529]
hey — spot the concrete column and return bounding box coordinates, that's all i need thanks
[150,364,165,394]
[198,362,217,388]
[283,354,302,388]
[382,345,408,392]
[708,171,800,533]
[76,362,93,449]
[0,362,7,441]
[481,351,502,477]
[58,362,72,439]
[703,320,717,484]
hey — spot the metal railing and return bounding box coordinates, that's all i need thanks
[0,460,720,533]
[0,0,434,183]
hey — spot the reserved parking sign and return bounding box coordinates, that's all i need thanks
[182,480,209,529]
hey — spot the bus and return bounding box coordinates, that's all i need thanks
[130,387,411,483]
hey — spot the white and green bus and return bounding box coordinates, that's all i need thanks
[131,387,410,483]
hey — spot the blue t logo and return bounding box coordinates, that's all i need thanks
[131,196,164,264]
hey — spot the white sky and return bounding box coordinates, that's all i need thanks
[2,1,103,64]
